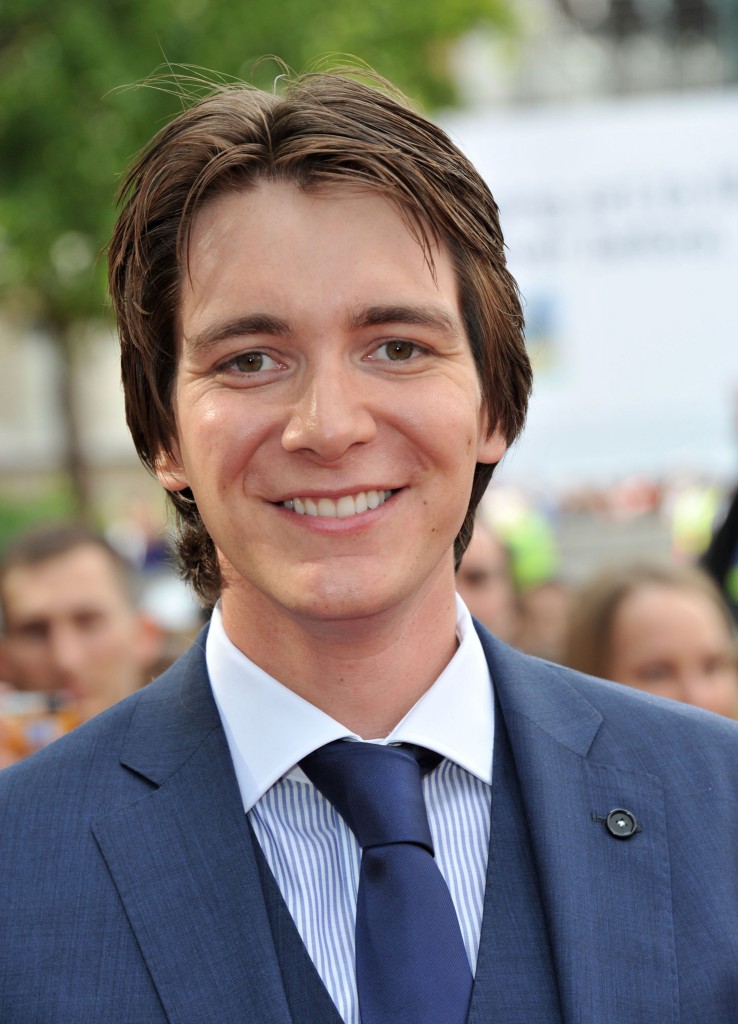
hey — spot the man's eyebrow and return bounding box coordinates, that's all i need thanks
[184,313,292,355]
[347,304,459,333]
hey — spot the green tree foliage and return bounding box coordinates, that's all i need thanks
[0,0,514,510]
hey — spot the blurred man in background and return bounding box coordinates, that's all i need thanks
[0,523,161,755]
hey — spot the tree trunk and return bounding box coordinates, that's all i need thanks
[55,321,93,520]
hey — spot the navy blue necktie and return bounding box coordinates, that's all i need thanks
[300,741,473,1024]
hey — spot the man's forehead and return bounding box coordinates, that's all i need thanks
[178,181,463,355]
[2,547,128,614]
[183,180,445,281]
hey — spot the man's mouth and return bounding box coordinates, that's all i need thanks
[281,489,394,519]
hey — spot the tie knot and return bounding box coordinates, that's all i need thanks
[300,741,438,852]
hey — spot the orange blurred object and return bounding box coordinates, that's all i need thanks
[0,692,82,768]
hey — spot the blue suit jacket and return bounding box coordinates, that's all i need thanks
[2,623,738,1022]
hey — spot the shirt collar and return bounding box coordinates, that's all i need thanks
[207,596,494,812]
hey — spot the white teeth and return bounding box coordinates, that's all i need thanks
[283,490,392,518]
[335,495,356,518]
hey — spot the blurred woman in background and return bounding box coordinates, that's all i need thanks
[563,561,738,719]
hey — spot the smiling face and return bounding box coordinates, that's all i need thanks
[157,182,505,643]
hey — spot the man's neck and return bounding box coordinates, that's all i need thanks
[219,583,459,739]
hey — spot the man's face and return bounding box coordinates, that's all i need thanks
[0,544,151,718]
[158,182,506,633]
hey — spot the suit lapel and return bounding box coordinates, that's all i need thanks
[469,704,563,1022]
[92,638,293,1024]
[477,627,678,1024]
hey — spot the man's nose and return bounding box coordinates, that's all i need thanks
[281,364,377,460]
[47,625,86,680]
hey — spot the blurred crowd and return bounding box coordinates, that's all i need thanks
[2,474,737,767]
[457,479,738,722]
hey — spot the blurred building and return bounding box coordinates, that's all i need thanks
[0,314,162,526]
[452,0,738,107]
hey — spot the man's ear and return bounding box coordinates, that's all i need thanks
[477,420,508,466]
[154,446,189,492]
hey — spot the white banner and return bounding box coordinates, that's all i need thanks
[442,90,738,490]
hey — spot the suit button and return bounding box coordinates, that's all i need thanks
[606,808,637,839]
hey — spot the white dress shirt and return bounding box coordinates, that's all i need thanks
[207,596,495,1024]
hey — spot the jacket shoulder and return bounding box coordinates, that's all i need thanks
[0,634,212,815]
[475,619,738,772]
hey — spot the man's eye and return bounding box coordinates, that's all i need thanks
[74,612,106,634]
[229,351,279,373]
[16,623,48,644]
[374,340,420,362]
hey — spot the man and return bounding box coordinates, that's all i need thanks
[1,70,738,1023]
[0,523,160,733]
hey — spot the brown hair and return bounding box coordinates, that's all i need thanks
[563,560,738,679]
[0,523,135,624]
[109,68,531,605]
